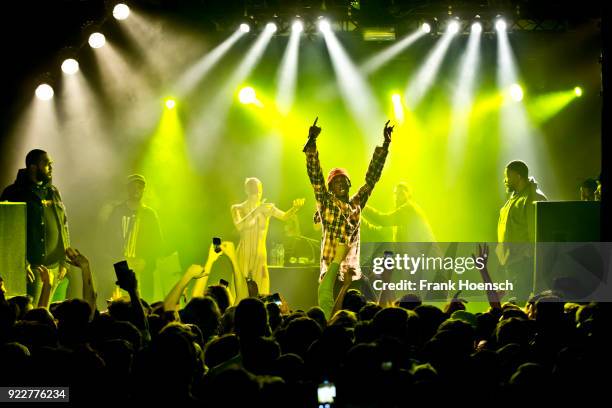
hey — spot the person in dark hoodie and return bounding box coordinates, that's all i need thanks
[103,174,164,302]
[1,149,70,305]
[496,160,547,303]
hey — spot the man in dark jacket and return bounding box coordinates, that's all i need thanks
[1,149,70,305]
[497,160,547,302]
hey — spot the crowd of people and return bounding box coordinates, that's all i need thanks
[0,121,607,405]
[1,238,609,405]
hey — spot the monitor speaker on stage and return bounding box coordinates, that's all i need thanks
[534,201,601,297]
[0,202,27,297]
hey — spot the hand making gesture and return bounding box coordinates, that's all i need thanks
[383,120,394,145]
[303,117,321,152]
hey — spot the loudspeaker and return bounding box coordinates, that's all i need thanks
[535,201,600,242]
[534,201,602,299]
[0,202,27,297]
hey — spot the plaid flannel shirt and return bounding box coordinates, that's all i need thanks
[306,144,389,280]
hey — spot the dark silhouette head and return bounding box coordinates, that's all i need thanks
[25,149,52,183]
[505,160,529,193]
[234,297,270,339]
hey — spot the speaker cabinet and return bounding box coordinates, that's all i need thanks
[534,201,602,299]
[0,202,27,297]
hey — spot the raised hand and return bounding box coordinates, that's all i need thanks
[342,267,356,286]
[383,120,394,144]
[472,243,489,268]
[26,265,35,283]
[292,198,305,209]
[37,265,51,286]
[207,243,224,265]
[444,290,468,314]
[116,267,137,293]
[185,264,207,280]
[66,247,90,269]
[304,117,321,152]
[309,117,321,139]
[220,241,237,258]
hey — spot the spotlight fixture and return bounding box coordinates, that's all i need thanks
[471,22,482,33]
[35,83,54,101]
[112,3,130,20]
[238,87,257,105]
[292,20,304,32]
[574,86,583,97]
[318,19,331,32]
[165,99,176,109]
[239,23,250,33]
[448,20,460,34]
[421,22,431,34]
[495,18,507,32]
[509,83,524,102]
[266,22,277,33]
[88,32,106,49]
[61,58,79,75]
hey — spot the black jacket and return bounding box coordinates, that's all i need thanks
[1,169,70,266]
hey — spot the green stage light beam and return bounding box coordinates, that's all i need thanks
[574,86,583,97]
[391,93,404,123]
[405,25,457,107]
[360,29,426,75]
[190,25,276,160]
[276,22,302,115]
[447,25,482,168]
[497,25,553,193]
[60,70,115,175]
[173,28,246,97]
[527,89,579,124]
[7,95,62,177]
[321,22,384,141]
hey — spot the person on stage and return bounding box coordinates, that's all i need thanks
[497,160,547,301]
[231,177,304,295]
[362,182,435,243]
[104,174,164,302]
[1,149,70,305]
[303,117,393,282]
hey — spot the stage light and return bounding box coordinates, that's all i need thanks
[240,23,250,33]
[292,20,303,32]
[61,58,79,75]
[471,22,482,33]
[495,19,507,31]
[112,3,130,20]
[88,32,106,49]
[391,93,404,123]
[448,20,460,34]
[321,18,383,138]
[405,26,456,107]
[421,23,431,33]
[165,99,176,109]
[574,86,583,97]
[238,86,257,104]
[509,83,523,101]
[318,19,331,32]
[266,22,277,33]
[35,83,54,101]
[361,29,426,75]
[277,20,302,114]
